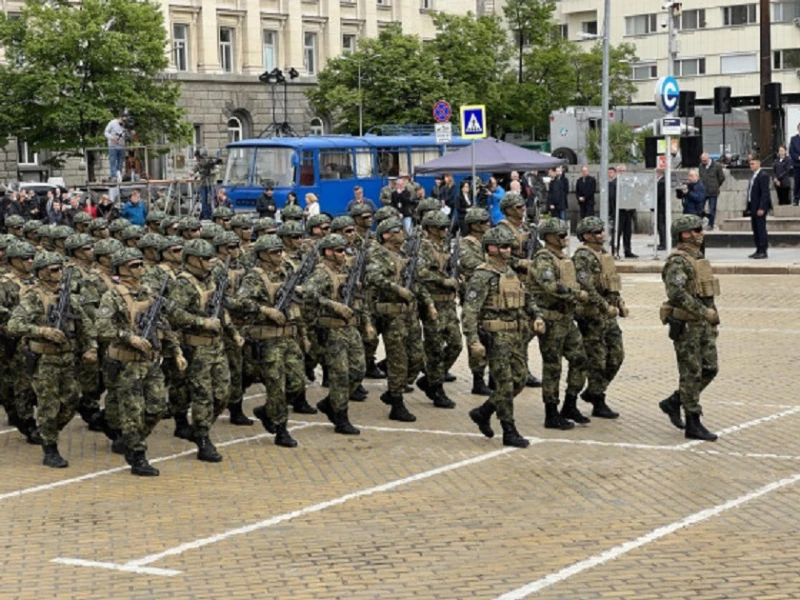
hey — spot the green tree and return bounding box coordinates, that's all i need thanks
[0,0,191,179]
[568,42,638,107]
[585,122,637,164]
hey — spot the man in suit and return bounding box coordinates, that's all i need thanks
[547,168,567,221]
[575,165,597,219]
[655,168,667,251]
[789,123,800,206]
[747,157,771,259]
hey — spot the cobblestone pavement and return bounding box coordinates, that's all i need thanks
[2,273,800,600]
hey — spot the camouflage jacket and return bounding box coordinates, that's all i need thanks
[417,237,453,297]
[210,255,249,317]
[303,259,369,326]
[365,243,433,311]
[168,269,238,339]
[457,235,484,286]
[0,267,33,329]
[662,244,717,319]
[529,247,583,313]
[572,244,620,316]
[235,262,306,339]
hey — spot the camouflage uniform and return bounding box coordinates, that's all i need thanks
[349,205,382,378]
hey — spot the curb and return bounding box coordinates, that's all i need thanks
[615,261,800,275]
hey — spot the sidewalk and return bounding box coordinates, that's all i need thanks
[604,234,800,274]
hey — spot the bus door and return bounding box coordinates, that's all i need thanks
[317,147,359,215]
[294,149,320,208]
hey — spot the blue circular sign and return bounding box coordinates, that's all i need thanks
[654,76,680,113]
[433,100,451,123]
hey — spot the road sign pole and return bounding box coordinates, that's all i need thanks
[471,140,476,202]
[665,5,676,254]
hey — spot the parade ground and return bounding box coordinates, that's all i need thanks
[1,263,799,599]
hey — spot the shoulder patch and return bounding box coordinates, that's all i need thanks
[466,289,478,301]
[541,269,555,281]
[672,272,687,286]
[97,306,112,317]
[577,269,590,283]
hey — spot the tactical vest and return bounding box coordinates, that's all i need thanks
[177,272,221,346]
[31,284,75,353]
[535,248,580,292]
[374,249,410,315]
[108,283,161,361]
[579,245,621,293]
[478,262,525,310]
[317,262,357,327]
[254,266,302,322]
[244,266,300,339]
[671,250,720,298]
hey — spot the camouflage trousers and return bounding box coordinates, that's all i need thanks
[0,346,17,423]
[484,330,527,424]
[405,309,425,385]
[31,354,81,446]
[251,336,305,426]
[224,336,244,405]
[578,317,625,396]
[324,326,366,413]
[111,359,168,454]
[378,309,424,396]
[672,320,719,415]
[181,342,231,438]
[12,347,37,423]
[537,316,587,404]
[76,353,102,414]
[101,355,121,431]
[163,356,188,418]
[422,300,463,384]
[363,311,380,365]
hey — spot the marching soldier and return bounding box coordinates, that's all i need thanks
[177,216,202,241]
[23,220,43,246]
[160,215,181,237]
[109,218,132,241]
[88,218,111,241]
[5,215,26,238]
[280,204,305,225]
[277,221,306,271]
[463,227,544,448]
[145,210,166,234]
[212,206,235,230]
[658,214,719,442]
[301,214,331,256]
[349,203,375,249]
[573,217,624,419]
[119,225,143,249]
[230,215,254,261]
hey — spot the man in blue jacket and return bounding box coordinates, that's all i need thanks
[120,189,147,226]
[789,123,800,206]
[676,169,706,216]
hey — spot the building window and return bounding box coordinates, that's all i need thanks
[673,57,706,77]
[720,53,757,74]
[722,4,757,26]
[559,24,568,39]
[192,124,203,149]
[421,0,432,8]
[342,34,356,54]
[632,62,658,80]
[173,24,189,72]
[625,14,658,36]
[263,30,277,71]
[227,117,243,144]
[674,9,706,30]
[304,32,318,76]
[581,21,598,36]
[219,27,234,73]
[774,48,800,70]
[773,2,800,21]
[17,139,37,166]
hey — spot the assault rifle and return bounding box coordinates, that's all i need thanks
[136,275,169,352]
[524,198,542,259]
[206,255,230,324]
[445,219,461,280]
[48,266,74,339]
[341,241,369,308]
[275,246,318,316]
[401,227,422,289]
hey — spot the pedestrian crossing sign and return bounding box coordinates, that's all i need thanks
[460,105,487,139]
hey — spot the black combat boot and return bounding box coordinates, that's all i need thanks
[444,371,457,383]
[292,390,318,415]
[195,435,223,462]
[111,437,126,455]
[350,384,368,402]
[173,412,194,440]
[581,391,619,419]
[130,451,160,477]
[18,418,42,445]
[471,371,492,396]
[78,405,105,432]
[333,410,360,435]
[383,393,416,422]
[560,393,590,424]
[228,400,254,426]
[321,365,330,388]
[42,444,68,468]
[501,421,530,448]
[469,402,496,438]
[404,384,414,393]
[427,384,456,409]
[416,375,430,393]
[658,391,685,430]
[526,371,542,388]
[316,397,335,424]
[252,404,275,434]
[376,358,388,374]
[685,413,718,442]
[274,423,298,448]
[544,403,575,430]
[365,359,386,379]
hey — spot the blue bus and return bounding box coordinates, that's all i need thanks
[221,134,475,216]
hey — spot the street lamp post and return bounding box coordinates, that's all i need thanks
[344,54,381,136]
[600,0,611,247]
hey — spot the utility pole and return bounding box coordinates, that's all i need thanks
[759,0,773,163]
[599,0,611,242]
[664,1,678,254]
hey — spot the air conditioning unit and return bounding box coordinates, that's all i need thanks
[793,16,800,26]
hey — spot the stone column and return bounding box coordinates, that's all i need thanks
[242,0,263,76]
[197,0,220,73]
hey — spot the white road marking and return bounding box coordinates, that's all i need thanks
[50,558,181,578]
[494,470,800,599]
[53,446,522,576]
[0,428,15,436]
[675,406,800,450]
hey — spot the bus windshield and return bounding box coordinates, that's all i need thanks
[224,147,295,187]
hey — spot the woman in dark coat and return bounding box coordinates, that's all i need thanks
[773,145,793,206]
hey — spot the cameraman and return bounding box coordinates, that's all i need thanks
[193,148,221,220]
[676,168,706,217]
[104,111,129,181]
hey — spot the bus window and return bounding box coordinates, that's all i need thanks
[319,149,354,180]
[377,148,401,177]
[253,147,294,187]
[354,149,375,178]
[224,147,255,186]
[299,150,315,186]
[409,147,439,171]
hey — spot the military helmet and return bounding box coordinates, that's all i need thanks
[377,217,404,238]
[280,204,304,221]
[7,239,36,259]
[88,218,109,233]
[306,213,331,232]
[0,234,14,250]
[160,216,181,235]
[5,215,25,228]
[330,215,355,232]
[110,248,144,273]
[375,206,401,224]
[576,216,606,237]
[177,216,202,233]
[672,214,703,238]
[22,220,43,237]
[318,233,347,251]
[252,234,284,253]
[182,238,215,259]
[465,207,491,225]
[137,232,164,251]
[253,217,277,233]
[33,250,64,273]
[93,237,124,258]
[277,221,305,238]
[72,212,93,226]
[200,223,224,241]
[119,225,144,242]
[213,230,241,248]
[500,192,525,213]
[538,218,568,238]
[349,203,374,218]
[37,224,56,240]
[108,218,132,235]
[230,214,253,230]
[416,198,441,216]
[212,206,234,220]
[157,235,184,253]
[50,225,73,241]
[481,226,515,248]
[421,210,450,229]
[146,210,167,224]
[64,233,94,255]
